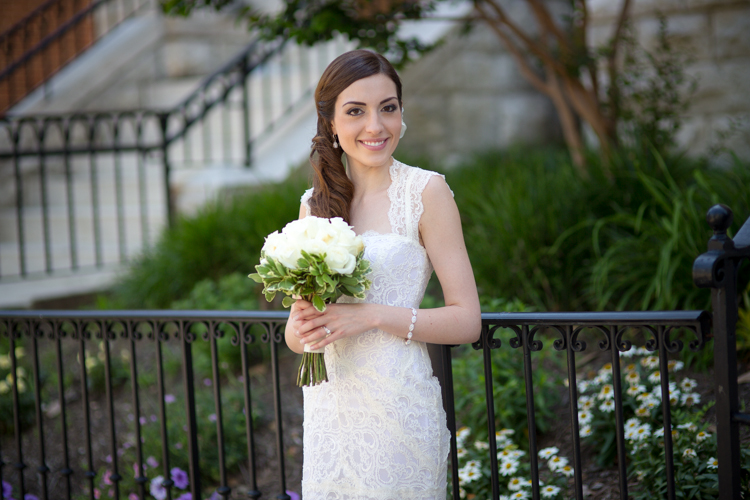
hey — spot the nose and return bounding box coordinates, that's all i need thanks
[365,111,384,135]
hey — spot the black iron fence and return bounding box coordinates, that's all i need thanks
[0,204,748,500]
[0,36,350,281]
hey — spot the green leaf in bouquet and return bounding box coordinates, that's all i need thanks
[297,257,310,269]
[340,276,358,286]
[247,273,263,283]
[282,296,295,308]
[345,284,364,295]
[312,295,327,312]
[280,278,296,291]
[264,290,276,303]
[315,275,326,287]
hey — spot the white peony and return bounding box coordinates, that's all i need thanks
[325,246,356,274]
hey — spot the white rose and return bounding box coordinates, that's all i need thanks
[261,231,285,259]
[301,237,329,257]
[274,237,302,269]
[324,246,356,275]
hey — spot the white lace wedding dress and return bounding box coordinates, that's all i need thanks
[299,159,451,500]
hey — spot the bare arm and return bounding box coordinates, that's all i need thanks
[293,176,482,350]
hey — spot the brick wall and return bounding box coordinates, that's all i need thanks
[0,0,94,115]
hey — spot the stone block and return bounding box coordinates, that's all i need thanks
[495,92,560,146]
[712,6,750,60]
[161,40,215,78]
[686,59,750,115]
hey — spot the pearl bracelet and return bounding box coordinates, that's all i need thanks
[405,307,417,345]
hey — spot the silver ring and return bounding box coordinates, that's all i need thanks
[323,326,332,337]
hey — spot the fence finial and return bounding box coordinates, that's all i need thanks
[707,204,733,239]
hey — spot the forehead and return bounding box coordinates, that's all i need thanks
[335,73,398,107]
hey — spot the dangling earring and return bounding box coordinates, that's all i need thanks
[400,108,407,139]
[333,135,339,148]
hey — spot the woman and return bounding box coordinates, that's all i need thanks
[284,49,482,499]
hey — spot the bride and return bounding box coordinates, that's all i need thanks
[284,49,482,499]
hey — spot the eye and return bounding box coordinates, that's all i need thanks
[382,104,398,113]
[346,107,364,116]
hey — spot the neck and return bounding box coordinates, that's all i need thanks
[347,157,394,197]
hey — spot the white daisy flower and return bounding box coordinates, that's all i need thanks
[598,363,613,376]
[696,431,711,442]
[578,410,593,425]
[509,450,525,459]
[626,384,644,398]
[635,407,650,418]
[641,356,659,369]
[648,371,662,384]
[682,448,697,459]
[580,425,592,437]
[497,428,515,437]
[707,457,718,469]
[599,400,615,412]
[633,424,651,441]
[680,378,698,392]
[474,440,489,451]
[625,371,640,385]
[509,491,530,500]
[625,418,640,430]
[577,380,590,393]
[548,455,569,471]
[668,360,684,372]
[538,447,559,459]
[499,460,519,476]
[541,485,561,498]
[507,477,525,491]
[594,372,611,385]
[681,392,700,406]
[560,464,575,477]
[456,447,467,458]
[598,384,615,400]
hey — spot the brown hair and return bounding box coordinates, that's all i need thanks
[308,49,402,222]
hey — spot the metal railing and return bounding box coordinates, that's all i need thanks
[0,204,747,499]
[0,0,156,115]
[0,37,350,281]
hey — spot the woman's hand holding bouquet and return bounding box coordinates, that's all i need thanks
[249,216,371,387]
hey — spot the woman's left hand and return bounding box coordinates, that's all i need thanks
[295,302,376,350]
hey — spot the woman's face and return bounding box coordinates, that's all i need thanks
[330,73,402,173]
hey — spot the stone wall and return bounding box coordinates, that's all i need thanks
[588,0,750,160]
[400,0,750,164]
[399,5,563,166]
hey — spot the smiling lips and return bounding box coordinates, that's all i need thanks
[360,138,388,150]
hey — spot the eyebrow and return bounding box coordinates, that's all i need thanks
[342,97,398,107]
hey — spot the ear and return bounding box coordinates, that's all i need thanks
[330,121,337,136]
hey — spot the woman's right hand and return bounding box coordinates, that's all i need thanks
[285,298,323,353]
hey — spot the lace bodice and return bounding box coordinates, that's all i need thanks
[299,160,451,500]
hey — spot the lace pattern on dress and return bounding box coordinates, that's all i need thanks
[300,161,452,500]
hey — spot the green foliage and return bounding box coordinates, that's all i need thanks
[448,147,588,311]
[162,0,441,66]
[0,345,35,436]
[108,171,309,308]
[86,379,264,499]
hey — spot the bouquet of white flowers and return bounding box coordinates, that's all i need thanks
[248,216,372,387]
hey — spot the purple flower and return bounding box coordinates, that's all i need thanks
[150,415,157,423]
[237,376,244,383]
[94,489,101,500]
[170,467,189,489]
[139,416,147,425]
[176,494,192,500]
[146,456,159,468]
[206,492,221,500]
[24,495,39,500]
[3,481,12,499]
[174,442,183,450]
[105,454,113,463]
[150,476,167,500]
[128,494,138,500]
[103,470,113,485]
[164,394,176,404]
[286,491,300,500]
[133,462,144,476]
[203,378,212,387]
[208,414,217,423]
[107,489,113,498]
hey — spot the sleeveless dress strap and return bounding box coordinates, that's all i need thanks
[300,187,314,213]
[401,163,453,244]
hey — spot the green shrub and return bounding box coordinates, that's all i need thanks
[108,169,310,309]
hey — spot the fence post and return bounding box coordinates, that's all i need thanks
[693,204,750,499]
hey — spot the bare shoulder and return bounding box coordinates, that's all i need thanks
[422,173,456,213]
